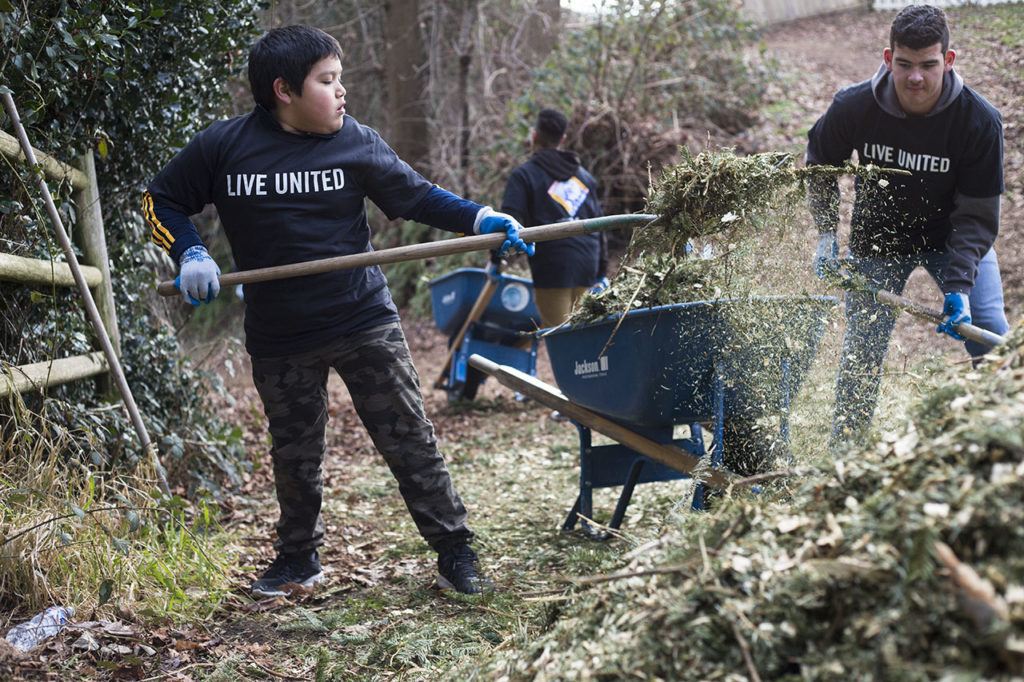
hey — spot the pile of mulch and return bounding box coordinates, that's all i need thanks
[479,320,1024,680]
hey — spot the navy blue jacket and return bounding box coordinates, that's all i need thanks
[501,148,606,288]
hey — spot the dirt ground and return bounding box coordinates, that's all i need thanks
[14,5,1022,680]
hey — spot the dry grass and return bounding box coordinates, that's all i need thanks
[0,394,233,627]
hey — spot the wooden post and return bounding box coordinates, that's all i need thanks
[3,91,170,496]
[73,153,120,358]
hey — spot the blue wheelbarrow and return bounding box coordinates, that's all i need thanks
[470,295,836,533]
[429,267,542,401]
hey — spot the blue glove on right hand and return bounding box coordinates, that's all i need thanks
[588,276,610,295]
[175,245,221,306]
[813,231,839,279]
[936,292,971,341]
[475,208,535,257]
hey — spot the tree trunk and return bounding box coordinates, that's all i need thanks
[456,0,479,197]
[523,0,560,63]
[383,0,430,172]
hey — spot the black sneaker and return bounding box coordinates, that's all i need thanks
[437,544,493,594]
[251,550,324,597]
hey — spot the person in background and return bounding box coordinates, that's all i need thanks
[806,4,1008,447]
[501,108,607,329]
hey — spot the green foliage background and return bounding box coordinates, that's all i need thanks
[0,1,263,490]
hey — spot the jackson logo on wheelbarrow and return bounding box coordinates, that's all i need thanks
[574,356,609,378]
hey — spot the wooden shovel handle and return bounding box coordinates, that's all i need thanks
[873,288,1006,348]
[830,262,1006,349]
[156,214,656,296]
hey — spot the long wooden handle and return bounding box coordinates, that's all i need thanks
[830,263,1007,348]
[434,276,499,389]
[468,354,736,490]
[873,288,1007,348]
[157,214,656,296]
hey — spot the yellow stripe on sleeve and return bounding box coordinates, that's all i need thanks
[142,192,174,252]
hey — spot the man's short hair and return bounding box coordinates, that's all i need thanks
[890,4,949,53]
[535,108,568,148]
[248,26,343,110]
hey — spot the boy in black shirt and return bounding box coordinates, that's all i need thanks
[501,108,607,328]
[144,26,532,595]
[806,5,1009,446]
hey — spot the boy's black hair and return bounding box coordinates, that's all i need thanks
[890,4,949,53]
[535,108,568,148]
[248,25,343,110]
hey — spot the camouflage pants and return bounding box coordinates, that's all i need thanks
[250,322,472,556]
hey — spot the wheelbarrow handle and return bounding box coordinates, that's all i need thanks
[468,354,737,490]
[155,214,657,297]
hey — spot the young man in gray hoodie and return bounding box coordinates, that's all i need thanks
[806,4,1008,446]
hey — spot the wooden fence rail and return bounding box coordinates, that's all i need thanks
[0,353,109,398]
[0,129,120,397]
[0,252,103,288]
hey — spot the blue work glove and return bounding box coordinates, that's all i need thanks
[475,208,535,257]
[175,245,221,306]
[813,231,839,279]
[936,292,971,341]
[588,276,610,295]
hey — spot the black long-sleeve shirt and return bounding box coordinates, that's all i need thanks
[806,65,1003,293]
[145,106,482,356]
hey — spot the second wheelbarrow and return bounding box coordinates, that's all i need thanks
[428,267,542,401]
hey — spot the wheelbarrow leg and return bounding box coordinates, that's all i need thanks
[562,495,581,531]
[711,370,725,469]
[563,425,596,533]
[689,423,707,511]
[608,459,645,529]
[694,371,725,511]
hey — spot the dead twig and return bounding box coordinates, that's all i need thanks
[247,657,311,680]
[729,469,796,492]
[730,619,762,682]
[138,662,218,682]
[599,272,647,356]
[565,561,696,586]
[933,541,1009,630]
